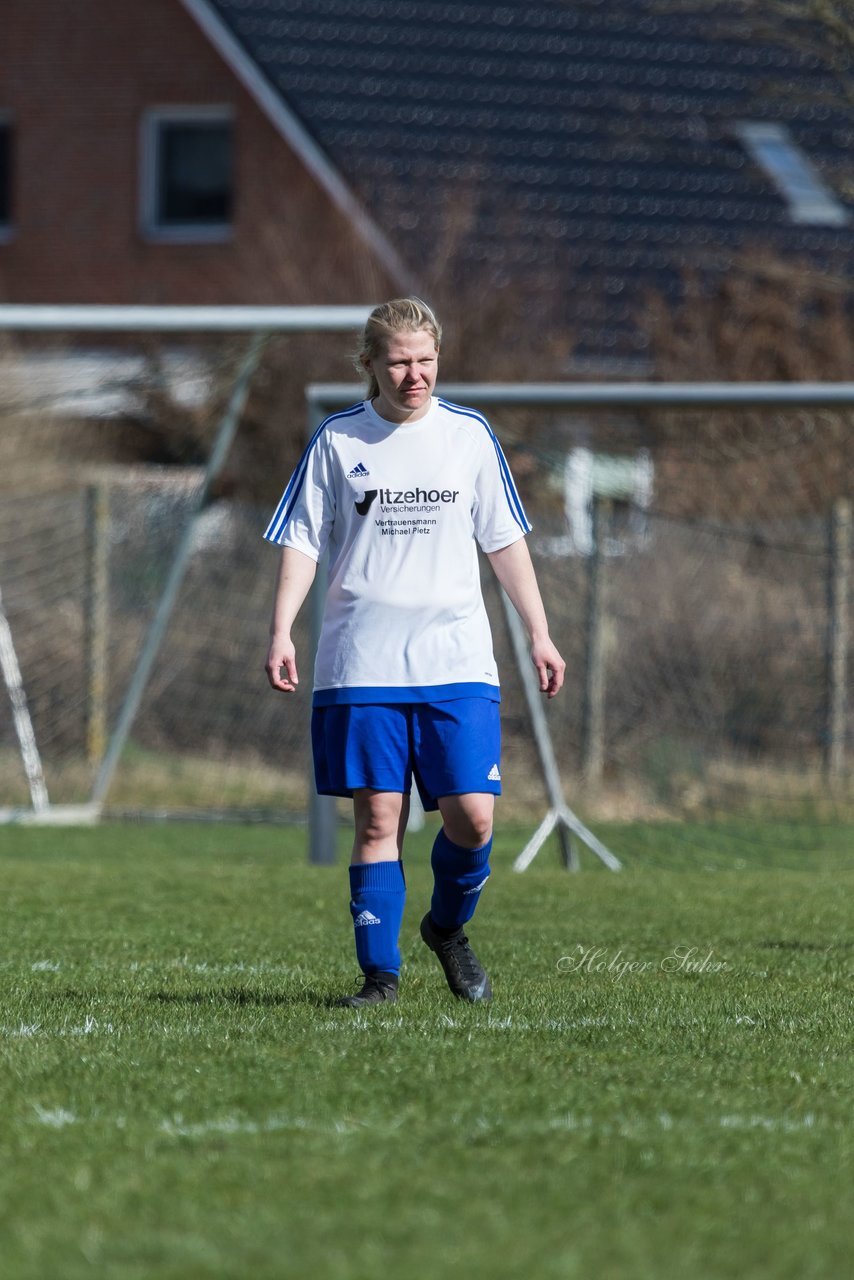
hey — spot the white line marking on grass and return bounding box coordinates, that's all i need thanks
[33,1105,78,1128]
[549,1113,595,1131]
[313,1015,410,1032]
[719,1112,817,1132]
[436,1014,626,1032]
[2,1017,115,1039]
[23,1104,828,1143]
[31,960,61,972]
[547,1110,823,1138]
[68,1015,114,1036]
[311,1013,632,1035]
[126,959,307,976]
[160,1115,269,1138]
[159,1112,393,1140]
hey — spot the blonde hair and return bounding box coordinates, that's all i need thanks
[355,297,442,399]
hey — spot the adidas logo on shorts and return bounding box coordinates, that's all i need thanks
[353,909,381,927]
[487,763,501,781]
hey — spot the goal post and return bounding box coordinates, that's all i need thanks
[0,305,374,826]
[1,302,851,870]
[0,585,49,815]
[0,304,377,333]
[306,380,854,869]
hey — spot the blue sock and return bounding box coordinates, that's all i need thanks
[348,860,406,977]
[429,829,492,932]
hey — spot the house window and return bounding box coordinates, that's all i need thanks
[141,108,234,241]
[0,118,12,236]
[735,122,849,227]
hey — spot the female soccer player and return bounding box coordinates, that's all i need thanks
[264,298,564,1006]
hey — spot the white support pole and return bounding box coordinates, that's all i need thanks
[306,391,339,866]
[307,545,338,865]
[309,381,854,410]
[826,497,851,780]
[500,590,621,872]
[0,304,375,333]
[582,495,610,784]
[0,587,49,813]
[85,482,110,770]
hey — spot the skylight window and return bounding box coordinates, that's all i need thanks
[735,122,849,226]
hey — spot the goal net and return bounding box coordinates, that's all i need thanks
[1,312,851,866]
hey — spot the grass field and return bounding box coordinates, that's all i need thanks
[1,821,852,1280]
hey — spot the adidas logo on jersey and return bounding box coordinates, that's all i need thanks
[487,764,501,781]
[348,462,370,478]
[353,909,381,927]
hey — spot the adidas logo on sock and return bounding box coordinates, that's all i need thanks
[354,909,381,927]
[463,874,490,896]
[348,462,370,478]
[487,763,501,781]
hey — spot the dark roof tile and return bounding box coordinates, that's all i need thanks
[208,0,854,355]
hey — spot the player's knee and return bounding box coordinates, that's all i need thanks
[354,792,403,848]
[441,796,493,849]
[465,813,494,849]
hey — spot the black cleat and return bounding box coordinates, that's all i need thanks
[334,972,399,1008]
[420,914,493,1002]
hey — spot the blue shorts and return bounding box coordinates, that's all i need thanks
[311,698,502,811]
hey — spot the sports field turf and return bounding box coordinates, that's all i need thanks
[1,821,852,1279]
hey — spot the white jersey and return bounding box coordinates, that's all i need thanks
[263,397,531,705]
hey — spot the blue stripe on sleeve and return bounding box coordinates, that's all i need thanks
[263,402,365,543]
[438,399,531,534]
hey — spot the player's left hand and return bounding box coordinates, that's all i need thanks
[531,638,565,698]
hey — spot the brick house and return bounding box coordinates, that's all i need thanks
[0,0,405,309]
[1,0,853,362]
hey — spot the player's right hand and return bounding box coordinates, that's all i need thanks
[265,637,299,692]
